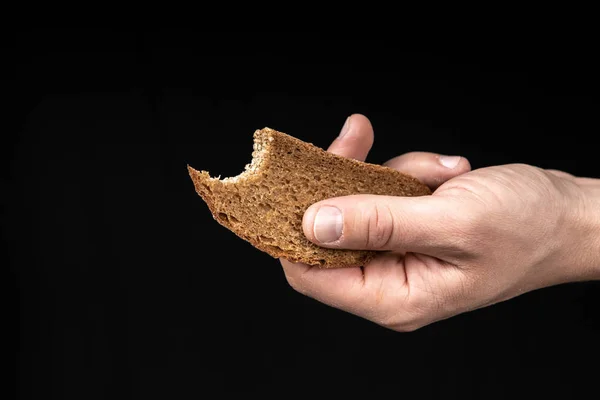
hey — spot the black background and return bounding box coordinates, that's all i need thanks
[5,30,600,398]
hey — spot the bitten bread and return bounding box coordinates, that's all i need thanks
[187,128,431,268]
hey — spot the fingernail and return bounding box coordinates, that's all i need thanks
[338,116,351,138]
[313,206,343,243]
[439,155,461,169]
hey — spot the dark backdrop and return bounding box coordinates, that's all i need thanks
[6,30,599,398]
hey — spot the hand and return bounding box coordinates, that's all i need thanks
[280,114,600,331]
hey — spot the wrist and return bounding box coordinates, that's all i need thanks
[567,180,600,282]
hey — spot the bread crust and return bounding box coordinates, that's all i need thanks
[188,128,431,268]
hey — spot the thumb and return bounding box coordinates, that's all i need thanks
[302,194,464,255]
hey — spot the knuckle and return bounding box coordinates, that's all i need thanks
[395,322,424,333]
[374,300,427,332]
[379,313,425,332]
[283,271,308,296]
[373,280,445,332]
[362,203,395,249]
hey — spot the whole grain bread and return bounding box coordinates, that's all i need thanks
[187,128,431,268]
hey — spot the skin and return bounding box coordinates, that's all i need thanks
[280,114,600,332]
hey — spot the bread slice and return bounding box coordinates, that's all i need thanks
[187,128,431,268]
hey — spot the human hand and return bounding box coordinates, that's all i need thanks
[280,114,600,331]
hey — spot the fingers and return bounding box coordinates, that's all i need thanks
[302,194,462,254]
[280,253,412,320]
[384,152,471,190]
[280,253,450,331]
[280,258,367,312]
[326,114,374,161]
